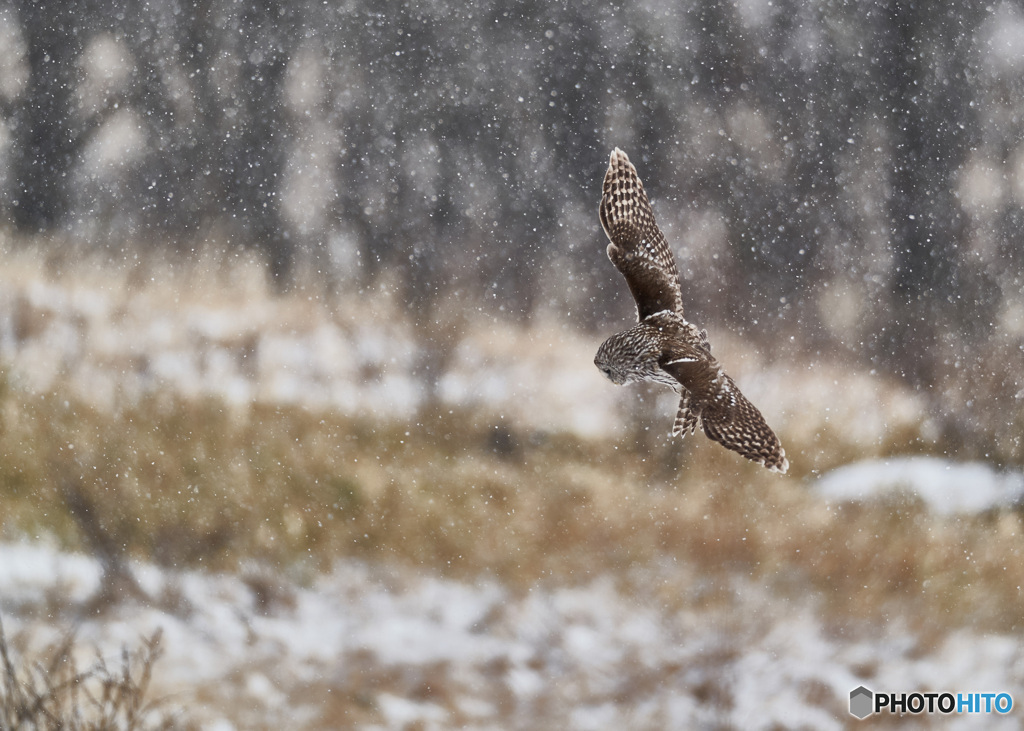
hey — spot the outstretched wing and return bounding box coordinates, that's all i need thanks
[700,374,789,473]
[660,346,788,473]
[600,148,683,321]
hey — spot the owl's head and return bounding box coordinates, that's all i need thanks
[594,332,640,385]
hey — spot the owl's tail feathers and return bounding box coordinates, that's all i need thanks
[700,377,789,474]
[671,391,701,438]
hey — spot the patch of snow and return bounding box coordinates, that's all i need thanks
[3,541,1024,728]
[815,456,1024,515]
[376,693,449,728]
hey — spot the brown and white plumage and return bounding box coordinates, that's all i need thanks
[594,148,788,473]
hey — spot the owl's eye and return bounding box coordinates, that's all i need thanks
[602,366,612,377]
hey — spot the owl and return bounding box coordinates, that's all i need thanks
[595,148,788,473]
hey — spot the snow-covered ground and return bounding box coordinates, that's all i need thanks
[2,539,1022,730]
[3,254,1022,727]
[816,456,1024,516]
[0,251,925,454]
[0,266,621,437]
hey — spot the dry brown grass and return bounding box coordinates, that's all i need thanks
[0,618,188,729]
[1,373,1023,638]
[1,237,1022,651]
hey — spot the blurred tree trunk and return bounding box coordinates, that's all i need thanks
[10,0,84,233]
[127,0,221,242]
[875,0,982,386]
[231,1,296,289]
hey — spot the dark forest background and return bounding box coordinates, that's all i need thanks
[1,0,1023,416]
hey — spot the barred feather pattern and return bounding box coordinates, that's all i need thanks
[595,148,788,474]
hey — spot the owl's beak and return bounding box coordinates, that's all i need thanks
[595,361,622,385]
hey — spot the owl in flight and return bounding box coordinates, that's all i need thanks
[595,148,788,473]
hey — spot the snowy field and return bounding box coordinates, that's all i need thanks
[0,248,924,456]
[2,252,1023,728]
[0,258,620,438]
[3,0,1024,724]
[2,539,1023,730]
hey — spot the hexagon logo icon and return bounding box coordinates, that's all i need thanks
[850,685,873,719]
